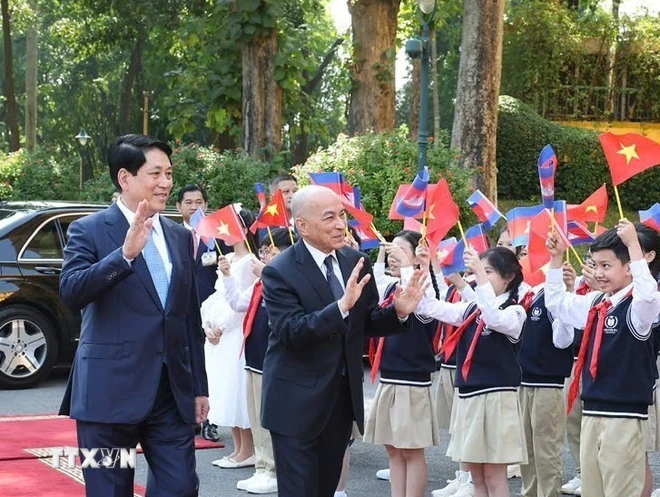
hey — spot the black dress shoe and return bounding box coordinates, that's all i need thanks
[202,420,220,442]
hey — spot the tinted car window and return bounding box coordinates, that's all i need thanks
[21,221,63,260]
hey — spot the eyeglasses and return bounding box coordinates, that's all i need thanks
[258,248,270,258]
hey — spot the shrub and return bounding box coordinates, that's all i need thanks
[496,96,660,210]
[293,127,476,238]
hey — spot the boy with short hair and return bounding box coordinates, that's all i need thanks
[544,219,660,497]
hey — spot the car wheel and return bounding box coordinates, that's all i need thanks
[0,305,59,389]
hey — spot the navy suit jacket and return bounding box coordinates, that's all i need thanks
[192,241,220,305]
[260,240,407,440]
[59,203,208,425]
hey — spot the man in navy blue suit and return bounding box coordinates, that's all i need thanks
[59,134,209,497]
[260,185,428,497]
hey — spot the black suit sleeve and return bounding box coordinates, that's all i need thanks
[261,264,349,352]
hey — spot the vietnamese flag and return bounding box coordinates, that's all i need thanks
[599,132,660,186]
[250,189,289,233]
[197,205,246,246]
[519,255,549,287]
[567,184,608,224]
[639,203,660,232]
[426,179,460,239]
[342,199,374,230]
[528,208,571,273]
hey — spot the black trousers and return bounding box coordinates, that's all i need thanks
[270,376,353,497]
[76,366,198,497]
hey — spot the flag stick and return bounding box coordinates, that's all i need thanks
[370,222,387,244]
[267,226,275,247]
[213,239,224,256]
[456,220,468,247]
[421,210,427,241]
[244,238,253,255]
[566,249,570,264]
[288,227,296,245]
[613,184,625,220]
[594,221,599,234]
[549,214,583,266]
[550,207,556,235]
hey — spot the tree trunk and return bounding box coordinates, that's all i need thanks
[118,27,147,135]
[408,59,420,140]
[606,0,620,118]
[241,26,283,162]
[1,0,20,151]
[431,29,440,148]
[347,0,400,136]
[25,0,38,152]
[450,0,505,202]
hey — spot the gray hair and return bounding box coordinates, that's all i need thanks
[291,185,336,220]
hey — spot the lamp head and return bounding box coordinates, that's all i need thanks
[75,129,91,146]
[418,0,437,15]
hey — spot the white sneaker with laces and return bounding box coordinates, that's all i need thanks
[574,486,581,496]
[560,476,582,495]
[237,472,262,491]
[452,482,474,497]
[246,474,278,494]
[431,472,462,497]
[376,468,390,481]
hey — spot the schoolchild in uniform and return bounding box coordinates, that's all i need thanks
[545,220,660,497]
[220,228,298,495]
[418,246,528,497]
[364,230,440,497]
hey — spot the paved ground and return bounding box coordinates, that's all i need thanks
[3,366,660,496]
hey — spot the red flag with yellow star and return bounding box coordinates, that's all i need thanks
[425,178,460,240]
[567,184,608,223]
[197,204,246,245]
[599,132,660,186]
[250,189,289,233]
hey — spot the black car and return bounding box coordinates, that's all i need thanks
[0,201,183,389]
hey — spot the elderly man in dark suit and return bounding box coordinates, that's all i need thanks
[59,134,208,497]
[260,185,428,497]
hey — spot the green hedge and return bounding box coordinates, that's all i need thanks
[496,96,660,210]
[293,127,476,238]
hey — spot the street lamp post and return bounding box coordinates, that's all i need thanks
[406,0,438,172]
[75,129,91,191]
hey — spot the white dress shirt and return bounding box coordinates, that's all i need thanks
[117,196,173,282]
[545,260,660,342]
[303,240,348,318]
[417,283,527,340]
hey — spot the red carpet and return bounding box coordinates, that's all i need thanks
[0,458,146,497]
[0,414,223,461]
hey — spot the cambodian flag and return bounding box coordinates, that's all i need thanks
[254,183,267,212]
[567,220,596,246]
[639,203,660,232]
[467,190,503,231]
[435,237,458,266]
[395,166,430,218]
[538,145,557,210]
[189,207,215,249]
[440,224,489,276]
[309,172,352,197]
[506,205,544,247]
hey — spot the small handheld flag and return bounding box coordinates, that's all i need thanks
[250,189,289,233]
[440,224,489,276]
[254,183,267,212]
[506,205,544,247]
[466,190,503,231]
[567,184,608,224]
[309,171,352,197]
[599,132,660,186]
[425,179,460,239]
[395,166,430,218]
[189,207,215,250]
[567,220,596,246]
[538,145,558,210]
[639,203,660,232]
[197,205,246,246]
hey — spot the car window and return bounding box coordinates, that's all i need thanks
[21,221,63,260]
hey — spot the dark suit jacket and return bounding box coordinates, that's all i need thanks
[260,240,407,439]
[191,238,220,305]
[59,203,208,425]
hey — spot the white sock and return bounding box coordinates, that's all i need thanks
[457,470,470,484]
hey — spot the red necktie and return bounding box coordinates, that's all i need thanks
[460,315,487,381]
[433,288,462,354]
[566,295,615,414]
[519,290,536,312]
[369,293,396,384]
[240,281,263,357]
[440,309,480,363]
[575,280,590,296]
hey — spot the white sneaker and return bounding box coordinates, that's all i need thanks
[507,464,521,479]
[246,475,278,494]
[574,486,581,496]
[376,468,390,481]
[431,476,462,497]
[453,482,474,497]
[650,489,660,497]
[560,476,582,494]
[237,473,262,491]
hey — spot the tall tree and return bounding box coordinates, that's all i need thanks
[347,0,401,136]
[451,0,505,200]
[25,0,38,152]
[1,0,20,151]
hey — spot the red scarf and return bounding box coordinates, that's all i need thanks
[433,287,462,354]
[566,292,627,414]
[519,290,536,312]
[575,280,590,296]
[369,292,396,384]
[240,280,263,357]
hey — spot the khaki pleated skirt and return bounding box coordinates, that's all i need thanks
[447,390,527,464]
[364,382,439,449]
[647,384,660,452]
[433,367,456,430]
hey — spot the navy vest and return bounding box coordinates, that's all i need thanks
[581,294,656,419]
[519,290,574,387]
[244,297,271,374]
[454,302,522,398]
